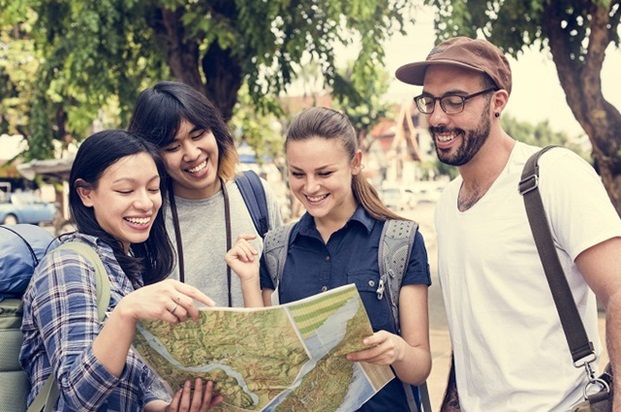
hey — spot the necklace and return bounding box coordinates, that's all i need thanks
[169,177,234,307]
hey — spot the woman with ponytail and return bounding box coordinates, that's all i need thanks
[226,107,431,411]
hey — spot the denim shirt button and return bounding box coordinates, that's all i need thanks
[368,280,375,287]
[324,256,330,261]
[321,286,328,292]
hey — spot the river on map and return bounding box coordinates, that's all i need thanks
[264,295,375,411]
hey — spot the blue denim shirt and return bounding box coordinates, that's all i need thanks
[260,206,431,411]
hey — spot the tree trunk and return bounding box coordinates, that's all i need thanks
[544,1,621,217]
[202,43,243,121]
[159,8,205,95]
[154,7,242,122]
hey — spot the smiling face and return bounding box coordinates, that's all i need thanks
[286,136,361,224]
[423,65,495,166]
[77,152,162,253]
[161,119,220,199]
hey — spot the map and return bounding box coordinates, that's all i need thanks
[133,284,395,411]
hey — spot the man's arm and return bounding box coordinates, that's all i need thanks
[575,236,621,411]
[440,354,461,411]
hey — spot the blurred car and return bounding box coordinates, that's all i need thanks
[0,192,57,225]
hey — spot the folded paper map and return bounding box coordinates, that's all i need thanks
[133,284,394,411]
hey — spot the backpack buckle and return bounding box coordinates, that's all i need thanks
[518,174,538,195]
[376,277,385,300]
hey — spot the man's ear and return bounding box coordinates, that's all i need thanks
[492,89,509,114]
[75,179,94,207]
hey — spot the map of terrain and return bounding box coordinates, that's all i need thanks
[133,284,394,411]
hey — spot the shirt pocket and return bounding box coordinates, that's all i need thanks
[346,270,391,332]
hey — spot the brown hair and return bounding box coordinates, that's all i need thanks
[285,107,405,221]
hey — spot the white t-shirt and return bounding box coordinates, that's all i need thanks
[435,142,621,411]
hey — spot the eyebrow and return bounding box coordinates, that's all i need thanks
[289,164,335,172]
[112,174,161,184]
[422,89,469,97]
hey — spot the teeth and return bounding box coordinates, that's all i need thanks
[436,133,455,142]
[307,194,328,202]
[126,217,150,225]
[188,161,207,173]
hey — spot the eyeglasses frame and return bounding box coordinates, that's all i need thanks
[413,87,499,115]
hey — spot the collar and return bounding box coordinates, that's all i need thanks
[294,204,376,240]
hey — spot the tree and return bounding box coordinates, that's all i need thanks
[332,60,392,151]
[2,0,414,160]
[425,0,621,216]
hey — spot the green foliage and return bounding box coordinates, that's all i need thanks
[501,113,591,160]
[332,60,391,147]
[1,0,414,161]
[425,0,620,61]
[230,84,284,167]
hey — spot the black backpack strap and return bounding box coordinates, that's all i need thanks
[235,170,270,238]
[518,146,596,364]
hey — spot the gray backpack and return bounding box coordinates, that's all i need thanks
[262,219,431,411]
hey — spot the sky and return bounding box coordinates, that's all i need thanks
[380,7,621,137]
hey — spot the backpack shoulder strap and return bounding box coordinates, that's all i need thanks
[263,223,295,291]
[378,219,418,333]
[27,242,111,412]
[235,170,270,238]
[54,242,110,321]
[379,220,430,412]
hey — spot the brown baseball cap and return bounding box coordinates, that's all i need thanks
[395,36,512,95]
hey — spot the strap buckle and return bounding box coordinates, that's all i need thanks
[573,352,598,369]
[376,277,385,300]
[518,174,539,195]
[580,359,611,400]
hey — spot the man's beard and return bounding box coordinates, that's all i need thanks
[430,107,491,166]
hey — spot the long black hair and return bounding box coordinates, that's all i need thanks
[128,81,238,182]
[68,129,174,284]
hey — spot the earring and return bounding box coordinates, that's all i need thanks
[494,112,500,118]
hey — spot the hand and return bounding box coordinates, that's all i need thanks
[117,279,215,324]
[225,234,260,282]
[166,379,223,412]
[346,330,406,365]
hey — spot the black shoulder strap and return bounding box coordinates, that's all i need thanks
[235,170,270,238]
[518,145,596,364]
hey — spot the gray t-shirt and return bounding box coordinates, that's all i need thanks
[165,177,281,307]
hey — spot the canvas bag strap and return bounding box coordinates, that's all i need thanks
[518,146,596,365]
[27,242,111,412]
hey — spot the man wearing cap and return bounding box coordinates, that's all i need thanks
[396,36,621,411]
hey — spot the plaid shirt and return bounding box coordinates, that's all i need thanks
[20,233,168,411]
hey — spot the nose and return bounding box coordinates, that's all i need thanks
[133,189,155,210]
[182,140,201,162]
[304,175,321,193]
[427,101,449,127]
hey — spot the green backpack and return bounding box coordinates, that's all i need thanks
[262,219,432,411]
[0,241,110,412]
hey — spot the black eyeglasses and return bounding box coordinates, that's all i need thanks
[413,87,498,115]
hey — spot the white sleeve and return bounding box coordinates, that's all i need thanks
[538,148,621,261]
